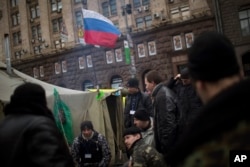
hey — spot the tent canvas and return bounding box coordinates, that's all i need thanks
[0,62,125,165]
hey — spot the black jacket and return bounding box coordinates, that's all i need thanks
[124,91,153,128]
[0,103,74,167]
[151,83,182,155]
[167,78,203,130]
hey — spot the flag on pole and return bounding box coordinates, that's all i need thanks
[53,88,74,145]
[82,9,121,48]
[124,40,131,64]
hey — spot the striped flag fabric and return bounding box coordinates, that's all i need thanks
[82,9,121,48]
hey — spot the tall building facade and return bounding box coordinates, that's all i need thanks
[0,0,249,90]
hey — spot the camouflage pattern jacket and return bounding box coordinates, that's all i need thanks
[128,138,166,167]
[166,78,250,167]
[71,131,111,167]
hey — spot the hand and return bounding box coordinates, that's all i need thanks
[174,74,181,80]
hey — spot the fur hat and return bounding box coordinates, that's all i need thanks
[126,78,139,88]
[134,109,150,121]
[80,121,94,131]
[188,31,240,82]
[123,127,141,137]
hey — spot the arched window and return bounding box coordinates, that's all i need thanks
[110,75,123,89]
[82,80,94,91]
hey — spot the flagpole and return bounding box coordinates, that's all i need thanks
[122,1,136,78]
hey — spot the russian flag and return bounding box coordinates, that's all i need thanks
[82,9,121,48]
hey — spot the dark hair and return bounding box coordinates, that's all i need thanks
[145,70,163,84]
[188,31,240,82]
[80,121,94,131]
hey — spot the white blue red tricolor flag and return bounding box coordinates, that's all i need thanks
[82,9,121,48]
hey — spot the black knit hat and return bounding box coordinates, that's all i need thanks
[80,120,94,131]
[134,109,150,121]
[126,78,139,88]
[180,67,189,79]
[123,127,141,137]
[188,31,240,82]
[10,82,47,107]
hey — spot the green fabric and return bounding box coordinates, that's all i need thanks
[53,88,74,145]
[96,90,105,100]
[124,40,131,64]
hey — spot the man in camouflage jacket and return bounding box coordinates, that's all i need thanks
[123,127,166,167]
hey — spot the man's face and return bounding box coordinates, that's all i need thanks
[124,134,140,149]
[134,118,146,129]
[127,87,138,94]
[82,128,93,138]
[144,78,155,94]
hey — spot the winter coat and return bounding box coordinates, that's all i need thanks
[167,78,203,131]
[71,131,111,167]
[0,104,74,167]
[167,78,250,167]
[124,91,153,128]
[151,83,182,155]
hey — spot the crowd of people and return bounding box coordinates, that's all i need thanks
[0,31,249,167]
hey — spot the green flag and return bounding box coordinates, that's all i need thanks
[53,88,74,145]
[124,40,131,64]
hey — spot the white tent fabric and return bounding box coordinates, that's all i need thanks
[0,61,119,165]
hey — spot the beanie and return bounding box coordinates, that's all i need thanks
[10,82,47,107]
[134,109,150,121]
[126,78,139,88]
[123,127,141,137]
[80,121,94,131]
[188,31,240,82]
[180,67,189,79]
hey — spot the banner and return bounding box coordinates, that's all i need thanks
[124,40,131,64]
[53,88,74,145]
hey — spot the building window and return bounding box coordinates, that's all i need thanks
[111,75,123,89]
[239,8,250,36]
[52,17,63,33]
[33,46,41,54]
[102,2,109,17]
[12,13,20,26]
[133,0,141,8]
[13,31,21,46]
[75,11,83,27]
[136,16,151,28]
[82,80,94,91]
[142,0,150,6]
[180,5,190,19]
[74,0,81,3]
[110,0,117,15]
[30,5,40,19]
[145,15,152,27]
[31,25,41,39]
[136,17,144,28]
[11,0,18,7]
[51,0,62,12]
[170,7,180,19]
